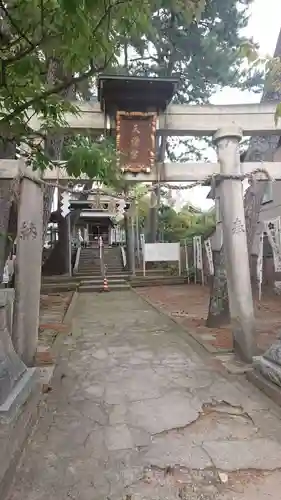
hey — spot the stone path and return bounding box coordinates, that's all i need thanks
[9,291,281,500]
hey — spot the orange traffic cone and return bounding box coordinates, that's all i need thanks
[101,275,109,292]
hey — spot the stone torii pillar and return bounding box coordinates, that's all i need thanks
[12,174,43,366]
[213,127,255,362]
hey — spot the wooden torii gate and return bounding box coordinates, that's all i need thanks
[1,90,281,368]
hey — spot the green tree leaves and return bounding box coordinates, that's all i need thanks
[0,0,206,173]
[62,135,119,183]
[158,204,215,242]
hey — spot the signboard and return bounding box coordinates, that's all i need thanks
[116,111,156,174]
[143,242,181,276]
[144,242,180,262]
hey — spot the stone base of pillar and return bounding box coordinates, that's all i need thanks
[0,367,38,416]
[0,290,41,499]
[247,367,281,408]
[0,291,26,405]
[252,342,281,387]
[0,369,41,500]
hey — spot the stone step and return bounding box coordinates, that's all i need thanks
[42,279,130,293]
[78,267,124,272]
[42,274,75,283]
[42,273,129,283]
[78,265,124,269]
[79,263,98,266]
[80,262,123,267]
[79,262,99,265]
[79,283,131,293]
[84,275,128,281]
[76,270,126,276]
[41,276,185,294]
[79,262,123,266]
[80,278,127,285]
[78,273,128,279]
[41,282,78,293]
[135,269,173,275]
[79,268,173,275]
[78,269,124,275]
[130,276,188,287]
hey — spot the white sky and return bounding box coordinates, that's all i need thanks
[176,0,281,211]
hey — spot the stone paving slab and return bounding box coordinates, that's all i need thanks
[8,291,281,500]
[203,438,281,471]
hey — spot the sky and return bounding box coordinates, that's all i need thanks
[176,0,281,212]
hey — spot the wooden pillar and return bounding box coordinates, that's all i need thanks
[149,185,158,243]
[135,200,141,267]
[12,177,43,366]
[67,214,72,276]
[125,212,135,275]
[129,213,136,276]
[214,127,255,362]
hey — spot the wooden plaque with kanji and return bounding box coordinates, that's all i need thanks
[116,112,156,174]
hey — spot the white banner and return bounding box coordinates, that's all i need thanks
[193,238,197,269]
[140,234,145,252]
[256,232,264,301]
[110,227,125,244]
[204,238,214,275]
[193,236,203,270]
[264,217,281,272]
[193,235,204,285]
[184,240,189,281]
[84,227,89,244]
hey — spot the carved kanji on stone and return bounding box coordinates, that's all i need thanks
[232,217,245,235]
[19,221,37,240]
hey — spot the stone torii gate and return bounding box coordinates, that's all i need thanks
[1,76,281,410]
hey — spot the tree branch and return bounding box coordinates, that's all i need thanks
[0,0,34,48]
[0,53,115,125]
[0,0,146,126]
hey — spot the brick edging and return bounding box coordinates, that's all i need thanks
[50,291,79,358]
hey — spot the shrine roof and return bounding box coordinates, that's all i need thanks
[97,74,178,113]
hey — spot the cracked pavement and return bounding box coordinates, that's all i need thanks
[9,291,281,499]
